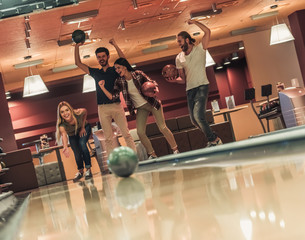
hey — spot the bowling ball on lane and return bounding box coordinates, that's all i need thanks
[141,81,156,97]
[162,64,178,82]
[108,146,139,178]
[72,29,86,44]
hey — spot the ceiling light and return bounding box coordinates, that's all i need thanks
[142,45,168,54]
[23,75,49,97]
[52,64,77,73]
[150,35,176,45]
[216,63,223,70]
[231,52,239,60]
[239,42,245,50]
[224,58,231,65]
[132,0,138,9]
[82,74,96,93]
[190,8,222,20]
[61,10,99,24]
[25,30,30,39]
[118,20,126,30]
[5,92,11,100]
[24,22,31,32]
[251,11,278,20]
[212,3,217,13]
[231,26,256,36]
[206,50,215,67]
[270,23,295,45]
[25,39,31,49]
[14,59,44,69]
[24,55,32,60]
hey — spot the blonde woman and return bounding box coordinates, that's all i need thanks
[56,101,92,182]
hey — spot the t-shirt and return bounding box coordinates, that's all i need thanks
[89,66,120,105]
[59,112,87,136]
[175,43,209,91]
[126,78,147,108]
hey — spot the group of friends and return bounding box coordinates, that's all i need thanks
[55,19,222,182]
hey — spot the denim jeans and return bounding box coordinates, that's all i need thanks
[69,123,92,170]
[187,84,217,142]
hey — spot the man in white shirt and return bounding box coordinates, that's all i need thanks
[171,19,222,147]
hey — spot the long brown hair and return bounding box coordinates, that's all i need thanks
[55,101,78,144]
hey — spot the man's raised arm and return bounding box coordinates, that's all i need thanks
[109,38,126,58]
[74,43,90,74]
[187,19,211,50]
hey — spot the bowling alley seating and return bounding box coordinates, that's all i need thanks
[0,148,38,192]
[136,110,234,157]
[34,162,63,187]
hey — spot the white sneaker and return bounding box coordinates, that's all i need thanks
[148,155,157,160]
[173,150,180,154]
[73,171,83,182]
[84,169,92,180]
[207,138,223,147]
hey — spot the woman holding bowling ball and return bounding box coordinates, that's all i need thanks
[56,101,92,182]
[98,58,179,160]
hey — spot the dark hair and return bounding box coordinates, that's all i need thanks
[178,31,196,44]
[95,47,109,56]
[114,58,135,72]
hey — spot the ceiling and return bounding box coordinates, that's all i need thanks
[1,0,305,93]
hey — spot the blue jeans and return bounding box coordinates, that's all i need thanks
[69,123,92,170]
[187,84,217,142]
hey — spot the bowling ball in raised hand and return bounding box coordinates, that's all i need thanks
[72,29,86,44]
[162,64,178,82]
[141,81,157,97]
[108,146,139,178]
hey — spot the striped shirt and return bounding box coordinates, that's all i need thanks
[112,70,161,116]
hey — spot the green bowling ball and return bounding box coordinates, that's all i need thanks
[108,146,139,177]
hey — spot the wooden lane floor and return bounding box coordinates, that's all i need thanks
[16,125,305,240]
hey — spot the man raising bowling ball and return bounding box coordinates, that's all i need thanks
[170,19,222,147]
[74,39,136,160]
[99,57,179,160]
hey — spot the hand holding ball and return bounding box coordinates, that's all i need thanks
[141,82,157,97]
[72,30,86,44]
[162,64,178,83]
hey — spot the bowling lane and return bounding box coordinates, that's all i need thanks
[16,125,305,240]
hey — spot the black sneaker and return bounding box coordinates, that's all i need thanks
[73,172,83,182]
[84,169,92,180]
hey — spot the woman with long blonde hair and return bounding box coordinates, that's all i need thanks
[56,101,92,182]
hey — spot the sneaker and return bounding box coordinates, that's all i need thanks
[148,155,157,160]
[207,138,223,147]
[84,169,92,180]
[73,172,83,182]
[173,149,180,154]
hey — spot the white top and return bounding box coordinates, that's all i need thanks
[126,79,147,108]
[175,43,209,91]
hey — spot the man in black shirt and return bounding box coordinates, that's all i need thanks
[75,39,136,158]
